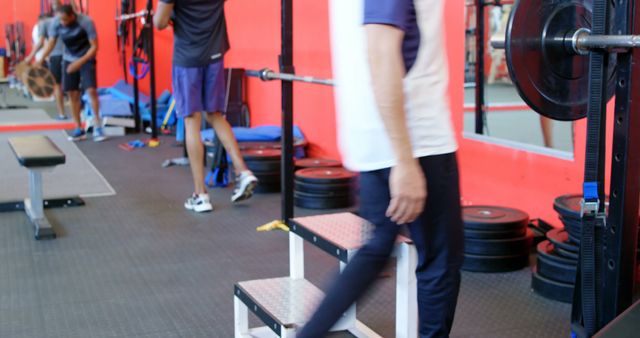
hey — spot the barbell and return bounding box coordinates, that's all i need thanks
[246,68,335,86]
[490,0,640,121]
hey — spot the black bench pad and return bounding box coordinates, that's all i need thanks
[9,136,65,167]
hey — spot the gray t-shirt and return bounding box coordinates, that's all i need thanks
[42,18,64,57]
[50,14,97,62]
[160,0,229,67]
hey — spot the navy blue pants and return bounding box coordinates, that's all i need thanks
[298,153,464,338]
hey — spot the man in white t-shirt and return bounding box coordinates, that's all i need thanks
[298,1,464,337]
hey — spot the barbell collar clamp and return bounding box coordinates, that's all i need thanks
[491,29,640,54]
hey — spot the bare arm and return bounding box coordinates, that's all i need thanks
[366,24,426,225]
[38,37,57,63]
[25,35,45,63]
[76,38,98,66]
[154,2,174,30]
[366,24,413,165]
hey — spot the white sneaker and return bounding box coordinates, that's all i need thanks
[184,193,213,213]
[231,171,259,203]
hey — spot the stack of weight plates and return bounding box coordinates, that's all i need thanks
[294,167,357,209]
[295,158,342,170]
[462,206,533,273]
[242,149,281,193]
[238,141,281,151]
[532,228,579,303]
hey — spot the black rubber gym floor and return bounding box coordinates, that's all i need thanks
[0,90,572,337]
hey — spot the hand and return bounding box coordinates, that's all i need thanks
[66,61,82,74]
[33,59,43,68]
[387,160,427,225]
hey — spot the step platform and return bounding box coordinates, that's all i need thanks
[235,212,418,338]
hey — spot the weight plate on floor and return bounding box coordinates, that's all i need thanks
[461,252,530,273]
[464,226,527,240]
[294,195,354,210]
[547,228,579,253]
[555,246,579,261]
[537,240,577,266]
[254,172,280,184]
[254,183,280,194]
[463,206,529,231]
[294,180,354,194]
[537,251,577,284]
[294,189,351,199]
[464,229,533,256]
[242,149,281,161]
[295,167,357,184]
[295,158,342,169]
[531,267,574,303]
[506,0,616,121]
[246,160,280,173]
[238,141,281,151]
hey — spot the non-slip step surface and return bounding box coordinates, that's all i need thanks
[236,277,324,330]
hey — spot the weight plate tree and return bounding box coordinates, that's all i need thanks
[494,0,640,336]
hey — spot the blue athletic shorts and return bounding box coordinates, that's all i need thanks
[171,60,226,119]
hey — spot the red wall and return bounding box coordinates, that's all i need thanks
[1,0,608,225]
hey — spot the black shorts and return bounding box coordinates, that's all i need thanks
[62,59,97,92]
[48,55,63,85]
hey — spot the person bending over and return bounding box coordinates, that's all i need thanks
[40,4,104,142]
[154,0,258,212]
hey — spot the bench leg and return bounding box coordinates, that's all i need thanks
[25,169,55,240]
[234,296,250,338]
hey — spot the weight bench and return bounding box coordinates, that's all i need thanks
[5,135,82,240]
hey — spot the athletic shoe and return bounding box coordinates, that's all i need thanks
[184,193,213,213]
[68,128,87,142]
[231,171,259,203]
[55,115,69,120]
[93,127,107,142]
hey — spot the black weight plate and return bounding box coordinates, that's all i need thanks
[294,189,351,199]
[295,167,358,184]
[295,195,354,210]
[506,0,615,121]
[554,194,609,220]
[531,267,574,303]
[463,206,529,231]
[464,226,527,240]
[568,232,581,245]
[555,246,579,261]
[254,183,280,194]
[554,194,583,219]
[242,149,281,161]
[254,172,280,184]
[537,240,577,266]
[464,229,533,256]
[295,158,342,169]
[537,252,577,284]
[547,228,579,253]
[561,216,582,236]
[238,141,281,151]
[294,180,354,194]
[461,252,530,273]
[246,160,280,173]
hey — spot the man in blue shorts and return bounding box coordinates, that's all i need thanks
[154,0,258,213]
[298,0,464,337]
[40,4,105,142]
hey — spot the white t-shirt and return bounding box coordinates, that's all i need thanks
[329,0,457,172]
[32,24,44,62]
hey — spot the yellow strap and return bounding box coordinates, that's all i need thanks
[161,99,176,129]
[257,220,289,232]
